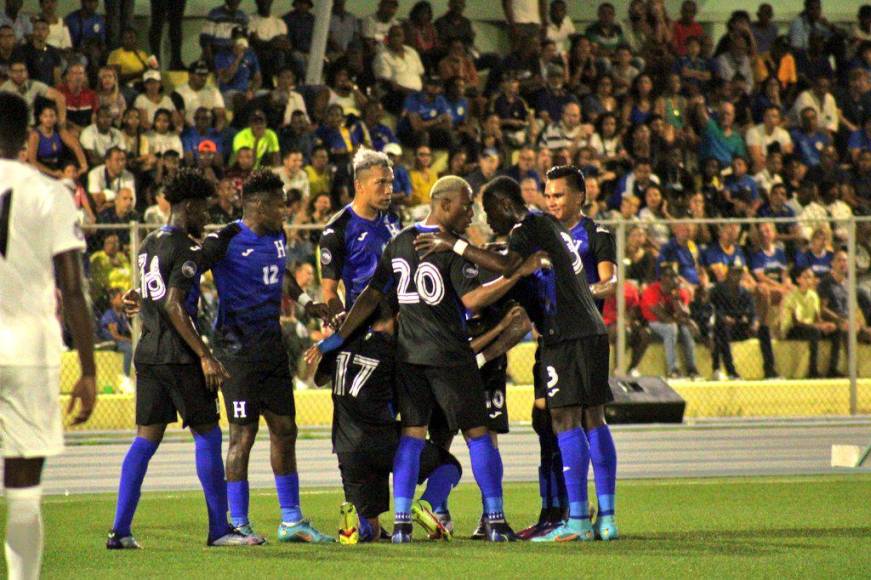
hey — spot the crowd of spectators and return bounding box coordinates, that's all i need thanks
[8,0,871,383]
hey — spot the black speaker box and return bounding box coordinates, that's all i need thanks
[605,376,686,424]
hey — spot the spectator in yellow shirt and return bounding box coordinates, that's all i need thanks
[781,267,841,378]
[107,28,151,85]
[304,144,332,199]
[409,144,437,207]
[231,109,280,168]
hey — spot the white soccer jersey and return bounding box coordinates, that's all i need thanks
[0,159,86,367]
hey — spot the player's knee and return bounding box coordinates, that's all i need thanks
[228,424,258,452]
[401,425,427,439]
[462,425,489,440]
[533,397,547,411]
[550,407,582,433]
[270,421,298,448]
[583,405,607,429]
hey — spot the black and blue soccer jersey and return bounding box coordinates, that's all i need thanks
[509,211,606,344]
[319,205,402,308]
[320,330,398,454]
[370,223,480,367]
[134,226,203,365]
[569,216,616,311]
[202,221,287,361]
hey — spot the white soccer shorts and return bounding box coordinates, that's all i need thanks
[0,366,64,458]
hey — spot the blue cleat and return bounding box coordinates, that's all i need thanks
[530,519,594,543]
[594,515,619,541]
[277,519,335,543]
[484,513,519,542]
[391,522,413,543]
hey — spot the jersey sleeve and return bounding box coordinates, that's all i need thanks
[318,223,345,281]
[448,254,481,297]
[49,183,86,257]
[200,222,241,269]
[592,224,616,264]
[370,243,396,294]
[167,241,202,293]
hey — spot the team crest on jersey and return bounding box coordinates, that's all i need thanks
[321,248,332,265]
[181,260,197,278]
[463,263,479,279]
[385,219,401,237]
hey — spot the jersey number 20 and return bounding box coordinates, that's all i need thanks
[392,258,445,305]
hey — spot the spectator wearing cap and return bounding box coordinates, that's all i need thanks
[65,0,106,50]
[56,62,97,134]
[0,0,32,45]
[232,108,279,168]
[80,104,125,167]
[171,60,227,130]
[200,0,249,64]
[693,98,747,167]
[215,27,263,110]
[273,148,309,198]
[12,16,61,86]
[182,107,224,166]
[398,74,453,150]
[383,142,412,204]
[249,0,298,90]
[362,0,399,49]
[374,24,425,115]
[133,70,180,132]
[790,107,832,167]
[193,140,221,183]
[353,100,397,152]
[0,58,66,126]
[534,63,579,127]
[106,27,149,85]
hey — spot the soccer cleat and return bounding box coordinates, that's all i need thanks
[277,519,335,543]
[391,522,413,543]
[517,519,558,541]
[337,502,359,545]
[594,515,619,541]
[428,511,453,540]
[411,500,452,542]
[208,529,266,546]
[234,523,267,544]
[106,530,141,550]
[530,519,595,543]
[484,514,519,542]
[470,516,486,540]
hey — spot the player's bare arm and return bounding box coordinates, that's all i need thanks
[462,251,549,313]
[162,286,229,392]
[122,288,141,317]
[589,261,617,300]
[320,278,347,326]
[283,267,330,322]
[304,284,385,366]
[415,231,526,277]
[471,305,533,367]
[54,249,97,425]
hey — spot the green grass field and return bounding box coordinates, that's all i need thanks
[3,475,870,578]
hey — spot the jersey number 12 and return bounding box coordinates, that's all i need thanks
[262,265,279,285]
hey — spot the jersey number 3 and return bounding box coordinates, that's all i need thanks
[393,258,445,305]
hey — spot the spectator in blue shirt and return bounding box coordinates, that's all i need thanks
[758,183,802,243]
[674,36,712,95]
[284,0,315,55]
[723,156,761,217]
[703,223,748,283]
[790,107,832,167]
[215,28,262,108]
[397,74,454,149]
[848,116,871,163]
[352,100,397,152]
[182,107,225,166]
[65,0,106,49]
[100,288,133,376]
[383,142,412,204]
[658,221,701,287]
[534,64,579,126]
[315,103,363,156]
[794,227,834,277]
[200,0,249,62]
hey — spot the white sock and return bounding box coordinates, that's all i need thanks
[4,485,43,580]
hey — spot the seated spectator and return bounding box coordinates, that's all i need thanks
[403,1,439,71]
[590,112,625,166]
[199,0,249,63]
[80,104,124,167]
[0,58,66,126]
[181,107,224,166]
[373,24,424,114]
[788,74,839,133]
[750,76,786,125]
[232,108,280,168]
[639,185,672,247]
[119,108,155,177]
[249,0,297,88]
[106,27,149,85]
[751,222,793,306]
[438,38,478,88]
[408,144,437,209]
[534,64,578,128]
[215,27,263,110]
[224,146,254,193]
[100,287,133,378]
[26,102,87,179]
[656,73,689,133]
[658,221,701,287]
[758,183,802,243]
[520,176,544,210]
[361,0,400,49]
[819,251,871,343]
[13,17,61,86]
[703,223,748,283]
[280,109,316,161]
[0,25,15,82]
[440,148,468,178]
[87,147,136,211]
[209,177,241,224]
[715,35,753,91]
[821,180,853,245]
[397,74,453,149]
[746,106,793,173]
[300,191,334,245]
[672,0,703,56]
[134,70,181,131]
[89,233,129,309]
[538,102,591,153]
[353,101,396,153]
[848,115,871,163]
[489,73,532,148]
[795,182,830,241]
[56,63,97,135]
[611,157,659,210]
[753,149,784,195]
[723,156,762,217]
[838,69,871,137]
[789,107,832,169]
[504,145,541,191]
[795,227,834,277]
[383,142,411,205]
[545,0,575,56]
[582,74,618,126]
[847,150,871,208]
[610,44,639,97]
[171,60,227,130]
[603,280,651,377]
[622,74,656,134]
[304,144,332,199]
[0,0,32,44]
[65,0,106,50]
[316,103,362,157]
[464,146,500,196]
[625,223,656,283]
[145,108,183,158]
[192,141,221,184]
[710,266,778,380]
[143,187,170,225]
[693,98,747,167]
[95,65,126,126]
[97,186,138,248]
[326,63,368,120]
[781,267,841,378]
[270,66,308,126]
[273,148,310,199]
[585,2,625,58]
[640,264,700,379]
[153,149,182,192]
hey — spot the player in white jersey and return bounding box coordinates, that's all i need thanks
[0,93,96,580]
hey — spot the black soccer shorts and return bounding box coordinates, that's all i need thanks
[337,441,457,519]
[135,363,219,428]
[481,356,509,434]
[220,355,296,425]
[396,361,488,432]
[538,334,613,409]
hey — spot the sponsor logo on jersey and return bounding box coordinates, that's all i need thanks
[321,248,332,265]
[181,260,197,278]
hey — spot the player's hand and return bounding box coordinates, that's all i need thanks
[515,251,551,277]
[122,289,141,317]
[303,301,331,322]
[501,304,526,330]
[201,355,230,392]
[414,231,457,258]
[67,375,97,426]
[328,309,347,330]
[304,345,322,368]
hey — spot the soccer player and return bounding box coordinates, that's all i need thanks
[0,92,97,580]
[200,171,333,543]
[314,299,462,544]
[307,176,546,542]
[107,169,260,548]
[319,147,401,319]
[415,174,614,542]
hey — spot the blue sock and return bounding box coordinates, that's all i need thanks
[420,464,460,511]
[587,425,617,516]
[433,498,449,515]
[468,435,503,517]
[358,515,373,542]
[556,427,591,521]
[227,480,249,527]
[193,427,232,541]
[112,437,158,537]
[392,437,425,519]
[275,473,303,523]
